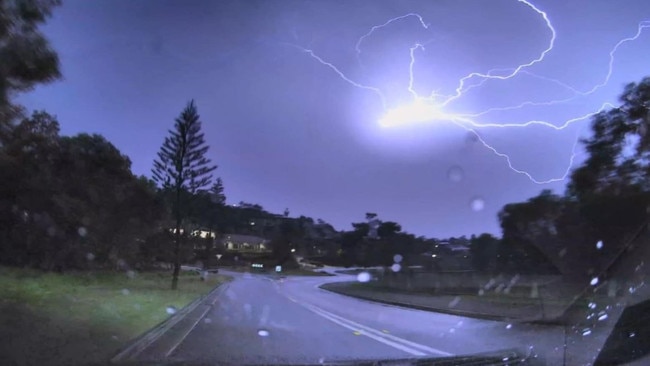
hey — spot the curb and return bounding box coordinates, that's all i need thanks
[110,280,230,363]
[320,284,565,325]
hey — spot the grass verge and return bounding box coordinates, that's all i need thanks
[0,266,231,366]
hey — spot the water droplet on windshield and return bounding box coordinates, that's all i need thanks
[629,332,636,338]
[86,253,95,261]
[596,240,603,250]
[478,289,485,296]
[598,313,608,321]
[166,306,177,315]
[470,197,485,212]
[393,254,403,263]
[506,324,512,329]
[581,328,592,336]
[590,277,599,286]
[78,227,87,237]
[257,329,270,337]
[448,297,461,308]
[357,272,371,283]
[391,264,401,272]
[204,318,212,324]
[588,302,597,309]
[121,289,130,295]
[447,166,464,182]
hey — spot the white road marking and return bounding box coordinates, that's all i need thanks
[165,305,212,357]
[308,304,453,356]
[305,305,427,356]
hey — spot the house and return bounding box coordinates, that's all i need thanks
[222,234,270,252]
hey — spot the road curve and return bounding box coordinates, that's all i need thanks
[137,271,566,364]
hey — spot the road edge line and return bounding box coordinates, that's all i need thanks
[110,281,230,363]
[164,304,212,357]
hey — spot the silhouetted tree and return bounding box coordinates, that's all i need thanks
[0,0,61,132]
[152,100,217,289]
[469,233,499,272]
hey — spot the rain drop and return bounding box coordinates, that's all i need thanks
[596,240,603,250]
[506,324,512,329]
[357,272,371,283]
[393,254,403,263]
[78,227,87,237]
[466,132,479,144]
[590,277,599,286]
[204,318,212,324]
[581,328,592,336]
[598,313,608,321]
[121,289,130,296]
[126,270,137,279]
[448,297,461,308]
[470,197,485,212]
[86,253,95,261]
[449,328,455,333]
[447,166,464,182]
[558,248,567,258]
[391,263,401,272]
[588,302,597,309]
[629,332,636,338]
[478,289,485,296]
[166,306,177,315]
[257,329,270,337]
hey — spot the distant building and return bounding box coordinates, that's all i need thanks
[222,234,270,252]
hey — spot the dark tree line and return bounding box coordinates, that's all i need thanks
[468,77,650,278]
[0,112,166,270]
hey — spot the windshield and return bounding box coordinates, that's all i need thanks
[2,0,650,365]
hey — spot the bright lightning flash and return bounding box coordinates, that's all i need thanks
[379,98,449,128]
[294,0,650,184]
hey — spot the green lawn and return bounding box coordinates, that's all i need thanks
[0,266,230,366]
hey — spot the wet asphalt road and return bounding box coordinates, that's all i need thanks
[151,271,567,364]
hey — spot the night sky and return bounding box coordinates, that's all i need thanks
[19,0,650,238]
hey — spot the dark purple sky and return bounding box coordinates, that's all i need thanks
[20,0,650,238]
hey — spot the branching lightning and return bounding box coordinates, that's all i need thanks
[293,0,650,184]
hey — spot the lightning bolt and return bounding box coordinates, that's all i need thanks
[355,13,429,68]
[292,0,650,184]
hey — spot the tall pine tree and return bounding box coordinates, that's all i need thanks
[153,100,216,289]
